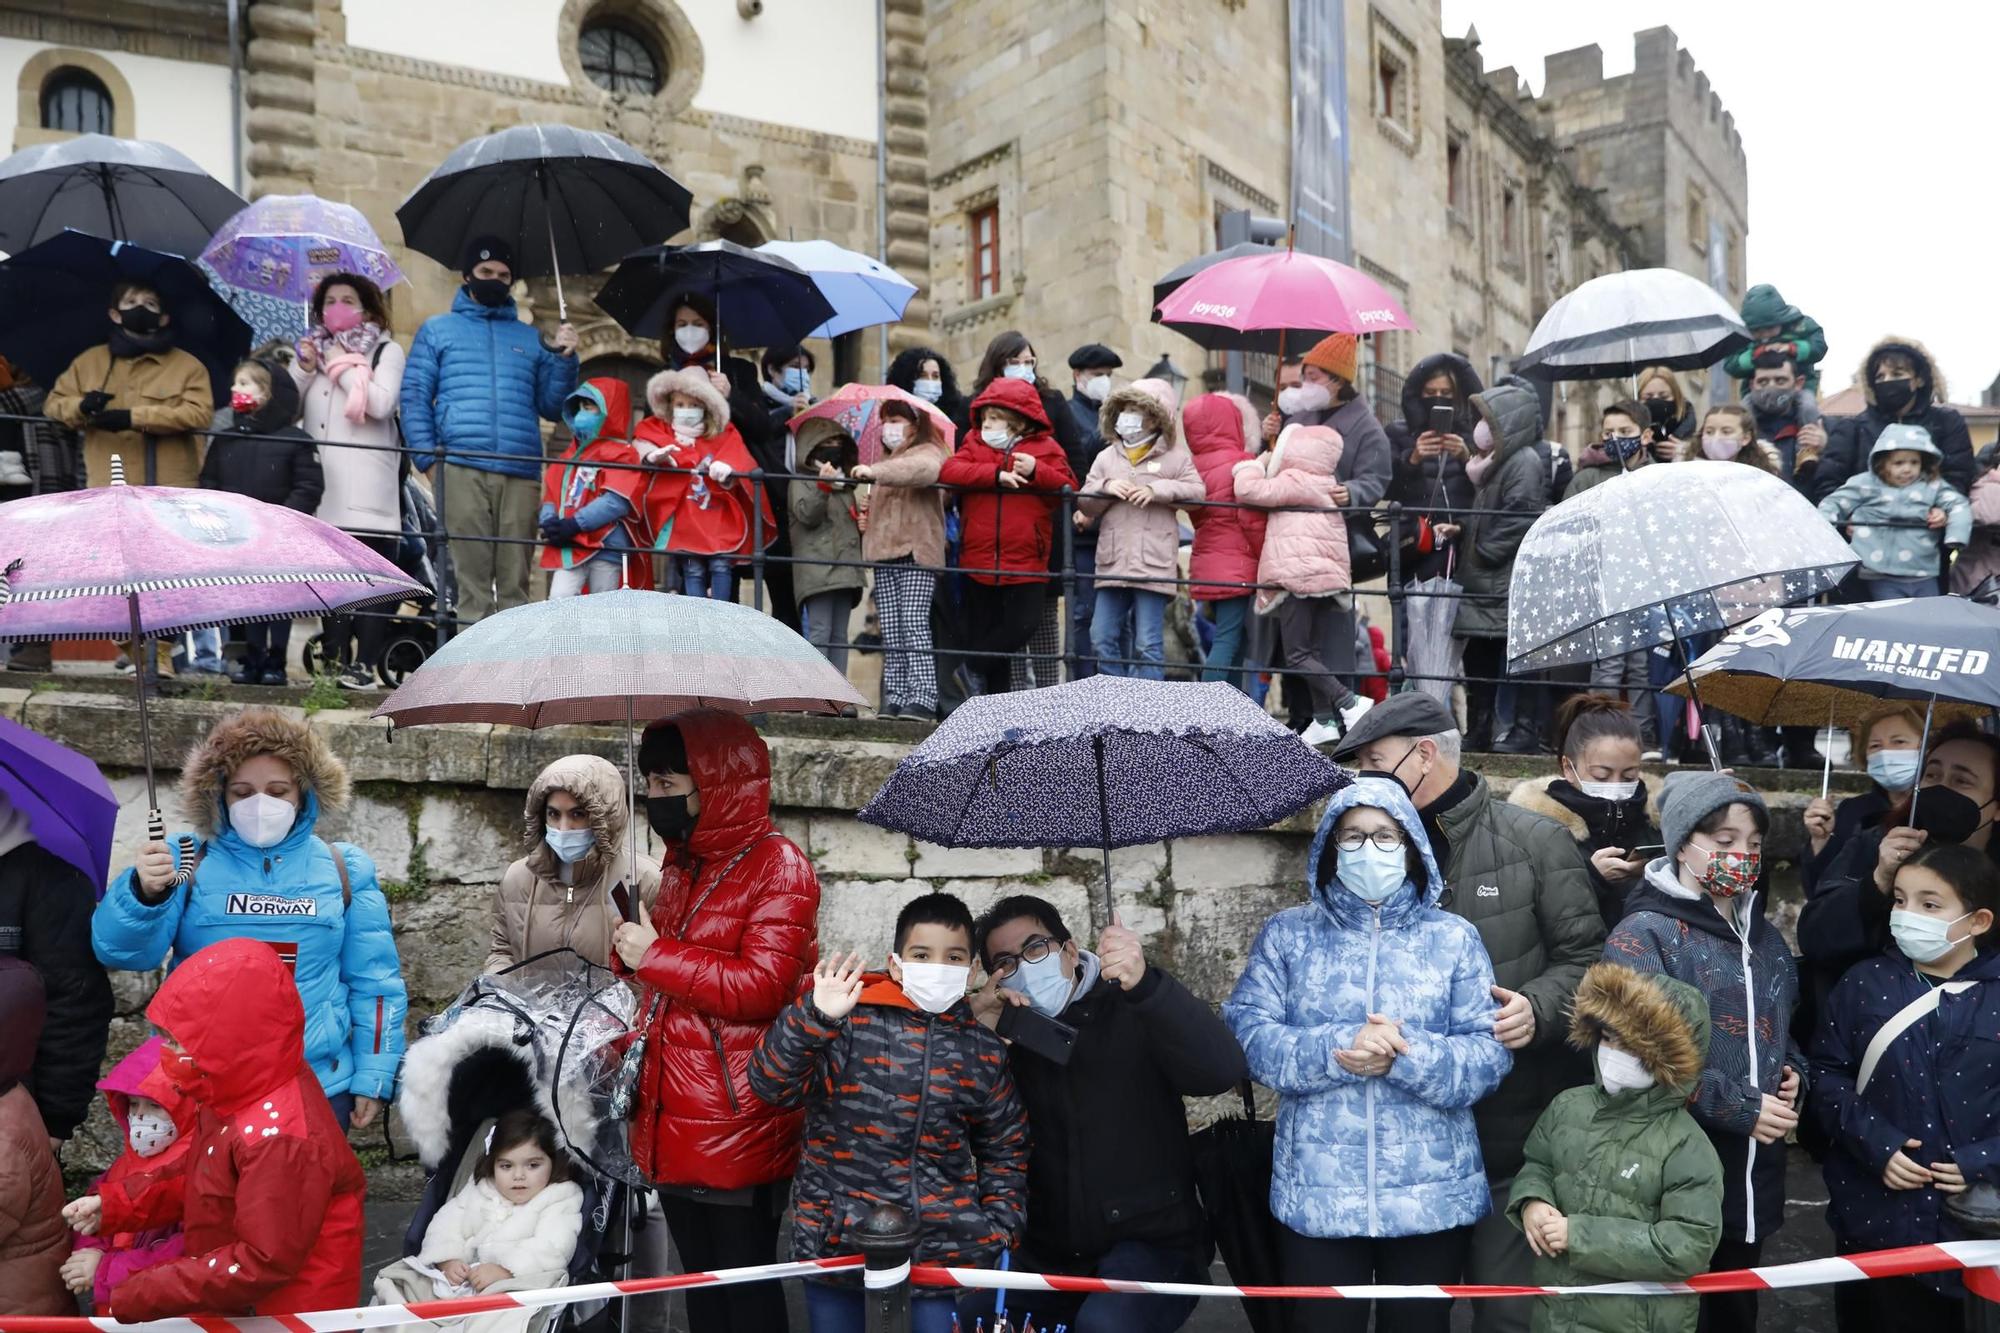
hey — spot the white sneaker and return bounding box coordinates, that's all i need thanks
[1337,695,1374,733]
[1300,718,1344,748]
[1642,749,1664,763]
[0,451,29,486]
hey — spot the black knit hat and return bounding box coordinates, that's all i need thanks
[461,235,515,277]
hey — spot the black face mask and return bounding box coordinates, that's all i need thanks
[1908,784,1993,845]
[1644,398,1678,429]
[117,306,163,334]
[1419,394,1456,419]
[1874,378,1917,415]
[646,793,696,842]
[464,278,511,308]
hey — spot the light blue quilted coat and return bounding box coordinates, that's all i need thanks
[1224,775,1512,1238]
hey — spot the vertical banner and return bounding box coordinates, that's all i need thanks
[1290,0,1352,262]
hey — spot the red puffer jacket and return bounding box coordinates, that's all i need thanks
[110,939,366,1321]
[620,710,820,1190]
[939,376,1077,586]
[1182,392,1268,601]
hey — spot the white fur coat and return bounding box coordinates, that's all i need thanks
[417,1178,585,1282]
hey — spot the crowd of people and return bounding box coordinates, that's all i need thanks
[0,672,1992,1332]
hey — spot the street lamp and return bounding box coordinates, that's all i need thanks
[1145,354,1188,398]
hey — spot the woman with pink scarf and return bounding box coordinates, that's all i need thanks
[292,273,405,690]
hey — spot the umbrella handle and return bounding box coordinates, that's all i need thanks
[146,810,197,890]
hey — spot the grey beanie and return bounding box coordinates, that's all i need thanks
[1660,771,1768,860]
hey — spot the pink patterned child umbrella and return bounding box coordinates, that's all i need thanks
[199,192,405,306]
[789,381,957,465]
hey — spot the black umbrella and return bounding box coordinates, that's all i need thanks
[1191,1084,1283,1333]
[0,134,246,257]
[594,241,835,354]
[396,124,694,320]
[1148,241,1326,355]
[0,230,251,405]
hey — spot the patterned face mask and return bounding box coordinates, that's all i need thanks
[1687,842,1760,898]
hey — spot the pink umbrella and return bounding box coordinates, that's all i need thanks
[789,381,956,465]
[1152,249,1417,351]
[0,465,424,845]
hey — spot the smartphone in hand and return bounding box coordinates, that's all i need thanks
[995,1003,1079,1065]
[1427,403,1456,436]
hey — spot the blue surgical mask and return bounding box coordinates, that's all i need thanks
[1002,363,1036,382]
[1003,952,1076,1017]
[568,406,605,444]
[1890,909,1973,964]
[781,366,811,396]
[912,378,944,402]
[544,826,594,864]
[1604,434,1645,465]
[1336,842,1407,904]
[1867,749,1922,793]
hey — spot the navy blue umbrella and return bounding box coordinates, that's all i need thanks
[594,240,836,352]
[858,675,1349,913]
[0,231,252,403]
[0,134,245,257]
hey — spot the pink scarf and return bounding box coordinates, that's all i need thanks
[1466,451,1496,486]
[299,320,387,425]
[322,351,374,425]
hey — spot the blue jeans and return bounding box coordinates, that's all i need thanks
[679,554,735,601]
[1092,586,1168,680]
[956,1240,1205,1333]
[802,1281,958,1333]
[1200,596,1252,687]
[1069,541,1100,677]
[1862,575,1940,601]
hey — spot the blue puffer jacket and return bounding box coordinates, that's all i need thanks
[401,288,579,479]
[92,791,407,1102]
[1812,945,2000,1297]
[1225,775,1512,1239]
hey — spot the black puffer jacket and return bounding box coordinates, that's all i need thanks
[197,364,323,512]
[1509,776,1662,933]
[1455,380,1550,640]
[1007,966,1245,1263]
[1385,352,1482,582]
[0,842,111,1140]
[1810,336,1974,503]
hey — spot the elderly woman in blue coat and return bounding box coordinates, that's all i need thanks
[1226,774,1511,1333]
[93,708,407,1131]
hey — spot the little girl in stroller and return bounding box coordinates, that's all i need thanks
[374,1109,584,1324]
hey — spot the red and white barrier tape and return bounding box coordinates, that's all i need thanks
[5,1239,1998,1331]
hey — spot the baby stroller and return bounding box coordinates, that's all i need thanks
[303,475,459,686]
[392,951,644,1333]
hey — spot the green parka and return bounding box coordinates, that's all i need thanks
[1508,964,1724,1333]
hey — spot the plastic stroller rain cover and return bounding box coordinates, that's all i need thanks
[400,950,646,1186]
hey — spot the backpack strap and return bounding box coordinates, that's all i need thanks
[1856,980,1978,1094]
[318,838,353,908]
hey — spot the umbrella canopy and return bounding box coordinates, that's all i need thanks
[198,259,306,346]
[1505,460,1858,674]
[397,124,692,282]
[755,240,917,339]
[1149,242,1325,355]
[0,134,246,257]
[0,714,118,891]
[1516,268,1750,381]
[1665,598,2000,728]
[790,382,956,465]
[372,588,865,729]
[0,230,252,403]
[595,241,836,350]
[1152,249,1416,352]
[857,676,1348,911]
[200,193,404,307]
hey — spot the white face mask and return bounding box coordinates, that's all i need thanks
[1277,382,1332,416]
[1080,375,1111,403]
[228,792,297,849]
[1700,434,1745,461]
[1890,908,1974,964]
[126,1109,179,1158]
[912,378,944,402]
[1002,363,1036,382]
[895,958,971,1014]
[673,324,709,355]
[1597,1045,1656,1096]
[879,422,908,450]
[1575,777,1641,803]
[981,423,1014,449]
[1114,411,1150,444]
[671,406,706,436]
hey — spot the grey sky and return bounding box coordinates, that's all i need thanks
[1442,0,1999,403]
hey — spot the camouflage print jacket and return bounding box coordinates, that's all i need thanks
[749,976,1029,1268]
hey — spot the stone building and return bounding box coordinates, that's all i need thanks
[0,2,1746,443]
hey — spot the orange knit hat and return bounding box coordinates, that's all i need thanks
[1303,333,1358,382]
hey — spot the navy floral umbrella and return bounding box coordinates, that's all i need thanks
[858,676,1349,913]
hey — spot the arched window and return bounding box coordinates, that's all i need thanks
[579,20,664,97]
[40,68,112,135]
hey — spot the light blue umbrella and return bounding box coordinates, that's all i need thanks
[756,239,917,338]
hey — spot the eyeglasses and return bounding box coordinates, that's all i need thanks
[987,935,1058,977]
[1333,830,1407,853]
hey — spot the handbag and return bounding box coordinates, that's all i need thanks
[1346,514,1387,583]
[1190,1082,1284,1333]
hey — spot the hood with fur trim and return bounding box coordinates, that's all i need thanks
[645,366,731,437]
[1182,391,1262,458]
[1859,334,1947,412]
[177,707,349,838]
[1568,961,1709,1094]
[521,753,636,888]
[1509,774,1662,845]
[1097,377,1180,451]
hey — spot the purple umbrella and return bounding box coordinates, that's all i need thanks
[858,675,1349,913]
[0,467,425,846]
[0,714,117,892]
[200,193,405,307]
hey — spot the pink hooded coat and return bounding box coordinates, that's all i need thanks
[1230,424,1350,611]
[1079,378,1206,590]
[74,1038,195,1306]
[1181,393,1268,601]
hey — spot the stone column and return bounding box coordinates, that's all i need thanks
[244,0,319,197]
[883,0,931,349]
